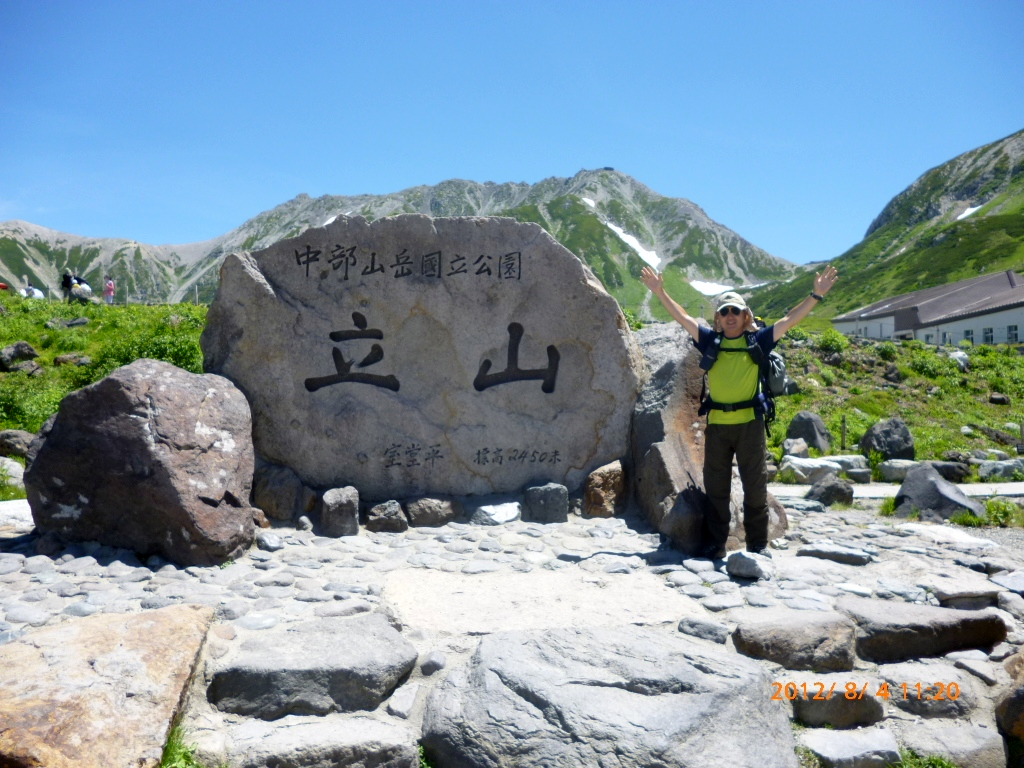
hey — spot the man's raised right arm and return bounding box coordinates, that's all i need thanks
[640,266,700,340]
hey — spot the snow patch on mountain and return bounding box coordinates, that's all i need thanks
[605,222,659,269]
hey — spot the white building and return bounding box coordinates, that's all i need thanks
[831,270,1024,346]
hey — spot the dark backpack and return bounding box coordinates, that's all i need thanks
[697,331,791,434]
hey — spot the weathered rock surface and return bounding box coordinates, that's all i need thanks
[894,463,985,522]
[252,462,305,522]
[0,429,33,458]
[0,456,24,488]
[404,496,463,527]
[786,411,832,453]
[783,671,885,728]
[877,458,919,482]
[778,456,842,484]
[900,721,1006,768]
[631,323,787,555]
[0,604,213,768]
[25,359,257,566]
[860,417,915,460]
[798,726,900,768]
[218,715,418,768]
[421,626,798,767]
[201,214,644,500]
[878,660,978,718]
[583,459,624,517]
[731,608,857,671]
[317,486,359,537]
[805,474,854,507]
[0,340,38,371]
[835,595,1006,662]
[522,482,569,523]
[207,613,417,719]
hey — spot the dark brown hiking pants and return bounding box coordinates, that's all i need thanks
[702,419,769,552]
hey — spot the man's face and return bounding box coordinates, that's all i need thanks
[718,305,746,336]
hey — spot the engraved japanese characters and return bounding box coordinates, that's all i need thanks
[201,214,645,500]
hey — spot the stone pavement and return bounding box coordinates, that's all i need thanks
[769,481,1024,499]
[2,495,1023,766]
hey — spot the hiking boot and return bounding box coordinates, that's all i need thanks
[747,546,772,559]
[700,544,727,560]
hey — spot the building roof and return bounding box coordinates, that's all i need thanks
[832,270,1024,331]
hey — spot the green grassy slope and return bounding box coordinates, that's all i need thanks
[750,129,1024,324]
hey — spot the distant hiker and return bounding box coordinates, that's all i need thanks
[640,264,838,559]
[61,272,73,301]
[103,276,115,305]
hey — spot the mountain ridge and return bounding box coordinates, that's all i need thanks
[0,169,795,318]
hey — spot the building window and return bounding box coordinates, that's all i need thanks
[925,334,933,344]
[942,332,950,345]
[964,329,974,344]
[1009,325,1018,343]
[984,327,994,344]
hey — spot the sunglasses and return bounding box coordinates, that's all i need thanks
[718,306,744,316]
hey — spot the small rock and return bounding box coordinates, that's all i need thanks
[421,651,446,675]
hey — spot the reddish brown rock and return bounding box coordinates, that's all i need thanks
[25,358,256,566]
[0,605,214,768]
[583,460,625,517]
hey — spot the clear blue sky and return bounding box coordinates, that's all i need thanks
[1,1,1022,265]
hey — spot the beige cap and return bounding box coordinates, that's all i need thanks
[716,291,748,313]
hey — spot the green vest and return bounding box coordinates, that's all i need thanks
[706,335,760,425]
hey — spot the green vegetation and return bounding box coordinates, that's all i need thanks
[159,725,223,768]
[0,294,205,432]
[878,497,896,516]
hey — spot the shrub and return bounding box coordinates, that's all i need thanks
[786,326,809,341]
[949,511,985,527]
[985,497,1019,527]
[958,339,973,349]
[909,352,953,379]
[819,369,835,387]
[816,329,849,354]
[621,308,643,331]
[878,497,896,516]
[876,342,897,361]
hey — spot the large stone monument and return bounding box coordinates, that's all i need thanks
[201,215,645,500]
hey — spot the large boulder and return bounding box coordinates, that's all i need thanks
[0,605,213,768]
[859,417,915,460]
[201,214,644,501]
[786,411,832,453]
[25,359,257,566]
[421,626,798,768]
[0,429,34,458]
[207,613,418,720]
[777,456,841,484]
[0,341,38,372]
[894,463,985,521]
[631,323,787,555]
[835,595,1006,662]
[731,609,857,671]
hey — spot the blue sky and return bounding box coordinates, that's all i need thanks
[1,1,1021,265]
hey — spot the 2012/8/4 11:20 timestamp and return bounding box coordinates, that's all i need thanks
[771,681,961,701]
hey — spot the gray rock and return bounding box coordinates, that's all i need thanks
[726,551,775,581]
[798,726,899,768]
[0,341,38,371]
[666,570,703,587]
[900,721,1006,768]
[420,651,446,675]
[923,460,971,483]
[778,456,842,485]
[894,463,985,522]
[859,417,915,461]
[782,437,809,458]
[877,459,918,482]
[678,615,731,644]
[522,483,569,524]
[421,626,798,768]
[787,411,832,453]
[25,359,256,567]
[208,613,417,719]
[732,609,856,671]
[255,531,283,552]
[702,593,746,612]
[979,458,1024,481]
[386,683,420,719]
[845,468,872,483]
[467,500,520,526]
[785,671,885,728]
[805,475,854,507]
[797,543,872,566]
[835,595,1006,662]
[828,455,870,472]
[318,487,360,537]
[784,499,828,513]
[0,430,34,458]
[404,497,463,527]
[878,660,978,718]
[998,590,1024,619]
[252,463,304,522]
[222,715,418,768]
[2,604,52,626]
[365,500,408,533]
[200,215,644,499]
